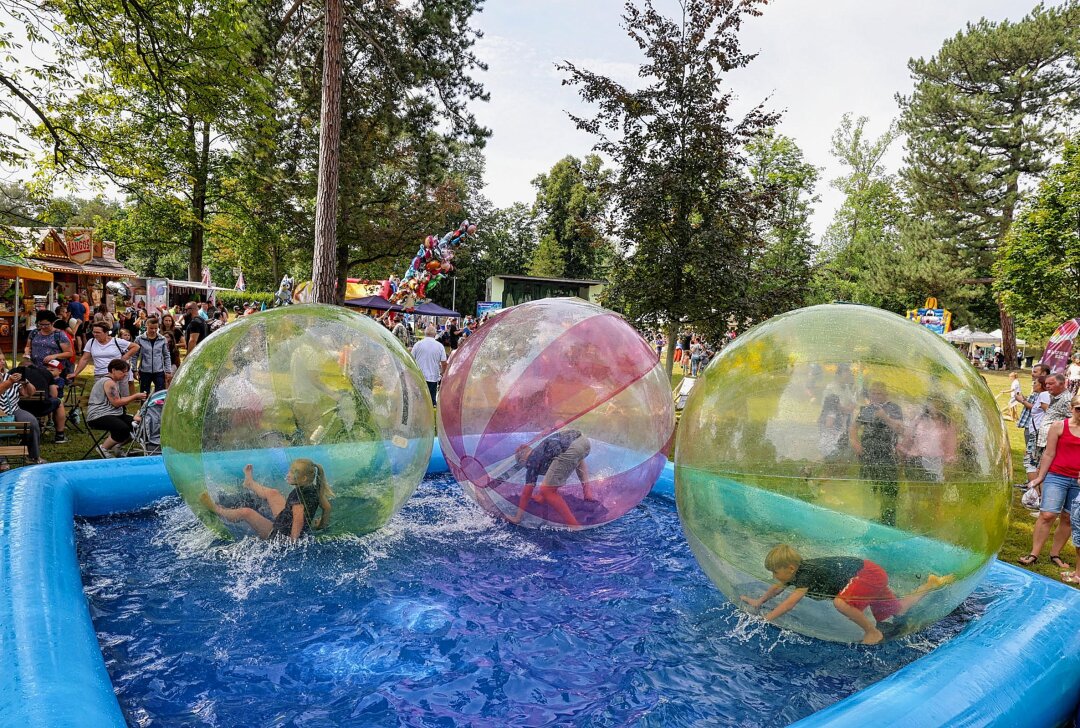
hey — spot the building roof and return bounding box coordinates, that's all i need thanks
[491,274,607,286]
[40,259,137,278]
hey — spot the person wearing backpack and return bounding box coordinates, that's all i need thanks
[24,311,74,376]
[69,322,140,397]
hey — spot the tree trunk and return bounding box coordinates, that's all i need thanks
[664,321,677,379]
[997,169,1020,369]
[188,119,211,282]
[311,0,344,304]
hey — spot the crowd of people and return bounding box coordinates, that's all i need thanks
[0,295,245,463]
[649,330,727,377]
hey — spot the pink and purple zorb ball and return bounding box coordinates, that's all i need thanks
[436,298,674,529]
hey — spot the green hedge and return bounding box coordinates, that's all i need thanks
[213,290,275,307]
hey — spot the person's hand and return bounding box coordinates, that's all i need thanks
[137,392,148,401]
[740,595,763,609]
[873,406,889,421]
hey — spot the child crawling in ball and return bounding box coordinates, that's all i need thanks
[200,459,334,542]
[740,544,955,644]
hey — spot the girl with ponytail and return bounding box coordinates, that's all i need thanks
[200,458,335,541]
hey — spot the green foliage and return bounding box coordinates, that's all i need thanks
[214,291,275,308]
[812,114,905,309]
[995,138,1080,344]
[528,155,612,280]
[560,0,779,370]
[898,1,1080,340]
[744,129,820,319]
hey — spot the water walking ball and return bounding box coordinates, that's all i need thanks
[162,304,434,540]
[437,297,675,529]
[675,304,1011,643]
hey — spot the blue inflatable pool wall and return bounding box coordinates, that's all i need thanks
[2,445,1080,727]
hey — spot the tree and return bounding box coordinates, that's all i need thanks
[311,0,346,303]
[39,0,268,281]
[560,0,778,375]
[898,2,1080,367]
[744,129,819,318]
[529,155,612,280]
[995,138,1080,344]
[812,114,905,310]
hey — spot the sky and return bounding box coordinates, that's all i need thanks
[469,0,1052,240]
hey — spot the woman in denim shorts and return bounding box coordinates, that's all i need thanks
[1022,394,1080,572]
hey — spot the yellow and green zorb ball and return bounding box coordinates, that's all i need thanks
[675,304,1011,642]
[162,304,433,539]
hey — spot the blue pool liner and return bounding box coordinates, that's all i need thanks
[2,443,1079,727]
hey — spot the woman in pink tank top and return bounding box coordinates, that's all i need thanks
[1026,394,1080,578]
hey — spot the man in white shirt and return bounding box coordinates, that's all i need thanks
[411,324,447,405]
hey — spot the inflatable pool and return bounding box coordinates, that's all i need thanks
[2,446,1080,726]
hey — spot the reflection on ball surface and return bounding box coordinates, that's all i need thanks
[162,304,433,539]
[675,304,1010,642]
[438,298,674,529]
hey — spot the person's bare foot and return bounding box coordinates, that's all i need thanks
[925,573,955,589]
[861,628,884,645]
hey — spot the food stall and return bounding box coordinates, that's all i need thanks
[0,254,53,362]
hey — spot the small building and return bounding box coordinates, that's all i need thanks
[485,274,606,308]
[3,228,138,355]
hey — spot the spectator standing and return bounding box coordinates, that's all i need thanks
[1022,392,1080,572]
[23,311,74,378]
[412,324,447,406]
[134,318,172,394]
[1017,376,1050,488]
[850,382,904,526]
[70,322,139,397]
[66,293,87,324]
[184,302,209,353]
[1068,355,1080,394]
[392,317,411,348]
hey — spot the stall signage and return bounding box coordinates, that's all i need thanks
[64,229,94,265]
[477,301,503,317]
[101,240,117,261]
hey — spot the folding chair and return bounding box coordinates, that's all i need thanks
[63,381,86,434]
[18,391,50,434]
[80,424,111,459]
[0,420,32,468]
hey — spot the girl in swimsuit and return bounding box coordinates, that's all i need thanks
[200,459,334,541]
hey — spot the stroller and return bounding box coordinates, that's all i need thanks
[124,389,167,457]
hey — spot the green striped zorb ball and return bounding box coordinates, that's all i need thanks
[162,304,433,539]
[675,304,1011,642]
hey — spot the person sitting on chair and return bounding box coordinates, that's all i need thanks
[9,363,67,444]
[509,429,595,527]
[86,359,147,458]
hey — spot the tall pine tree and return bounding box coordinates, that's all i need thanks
[898,2,1080,367]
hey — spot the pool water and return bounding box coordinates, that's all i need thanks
[77,474,989,727]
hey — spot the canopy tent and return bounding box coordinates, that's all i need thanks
[344,296,460,318]
[0,255,54,362]
[414,301,460,317]
[344,295,400,312]
[944,326,972,343]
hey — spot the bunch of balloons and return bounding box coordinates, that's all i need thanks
[389,220,477,309]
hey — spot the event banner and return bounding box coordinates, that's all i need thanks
[477,301,503,317]
[1040,318,1080,374]
[146,278,168,315]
